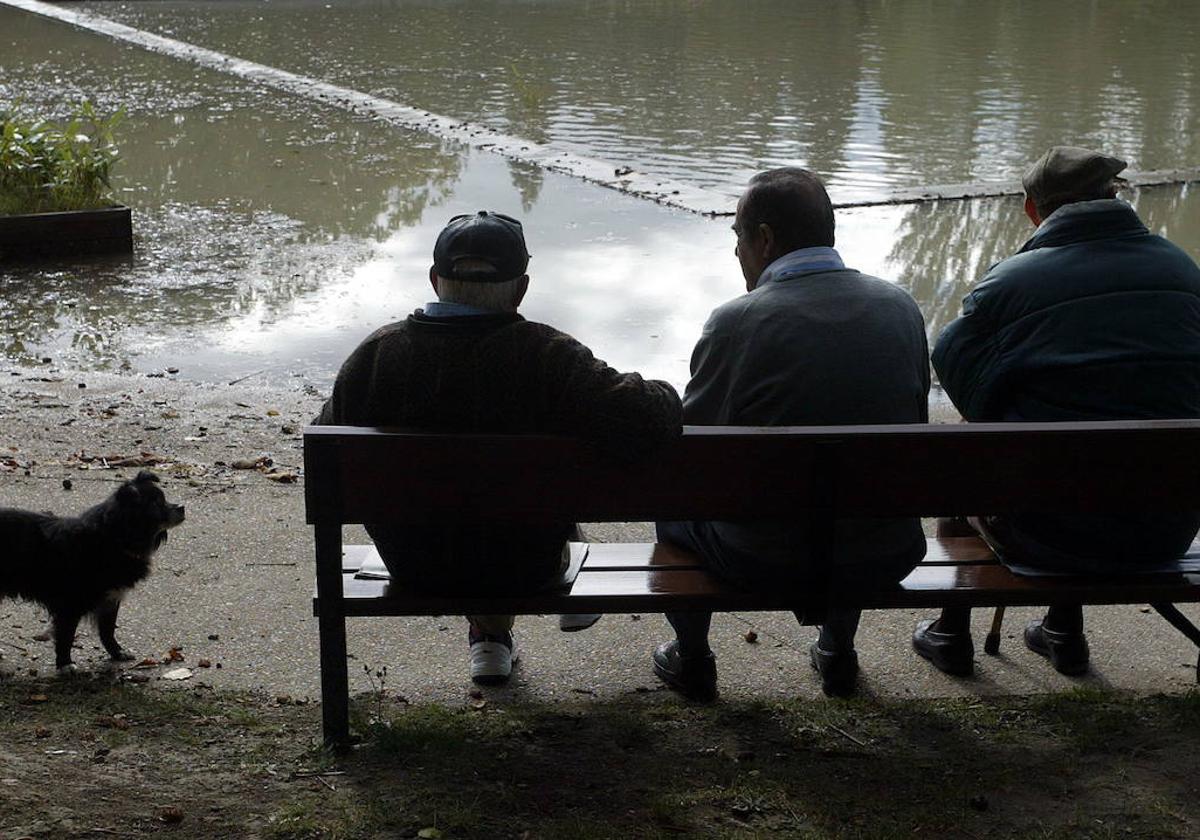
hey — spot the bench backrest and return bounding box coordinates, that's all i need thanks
[304,421,1200,525]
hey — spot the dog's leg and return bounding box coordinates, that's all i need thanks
[52,610,82,673]
[95,593,135,662]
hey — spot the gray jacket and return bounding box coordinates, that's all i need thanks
[685,250,930,573]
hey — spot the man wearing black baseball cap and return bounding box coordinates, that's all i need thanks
[913,147,1200,678]
[317,211,681,684]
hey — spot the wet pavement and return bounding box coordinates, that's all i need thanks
[0,370,1198,706]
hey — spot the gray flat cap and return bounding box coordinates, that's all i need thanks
[1022,146,1127,209]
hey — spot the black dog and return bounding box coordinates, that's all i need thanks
[0,470,185,672]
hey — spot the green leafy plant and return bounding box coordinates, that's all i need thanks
[0,100,124,216]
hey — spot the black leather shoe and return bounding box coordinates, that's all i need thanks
[652,640,717,701]
[809,642,859,698]
[912,618,975,676]
[1024,618,1089,676]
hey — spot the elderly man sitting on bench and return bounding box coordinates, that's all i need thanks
[913,146,1200,677]
[317,211,681,685]
[652,167,931,700]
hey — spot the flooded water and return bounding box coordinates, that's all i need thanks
[73,0,1200,203]
[2,1,1200,399]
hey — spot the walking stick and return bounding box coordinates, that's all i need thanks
[984,606,1005,655]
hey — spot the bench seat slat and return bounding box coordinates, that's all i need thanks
[316,538,1200,617]
[580,536,998,569]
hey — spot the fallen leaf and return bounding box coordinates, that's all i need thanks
[26,694,48,704]
[134,658,159,669]
[163,668,193,681]
[94,715,130,730]
[198,658,212,668]
[34,726,51,738]
[417,829,443,839]
[265,471,298,483]
[164,647,184,662]
[743,631,759,644]
[159,806,185,824]
[232,455,273,470]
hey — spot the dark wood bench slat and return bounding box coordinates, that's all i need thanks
[873,565,1200,609]
[319,565,1200,617]
[580,536,999,569]
[919,536,997,565]
[316,538,1200,617]
[305,421,1200,524]
[335,536,997,579]
[581,542,704,570]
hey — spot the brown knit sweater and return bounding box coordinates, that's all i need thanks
[316,310,681,592]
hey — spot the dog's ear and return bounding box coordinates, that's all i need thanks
[135,470,160,485]
[117,481,140,502]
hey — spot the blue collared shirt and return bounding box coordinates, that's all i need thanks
[755,246,845,288]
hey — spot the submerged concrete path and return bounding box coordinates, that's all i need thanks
[6,0,1200,216]
[0,370,1197,707]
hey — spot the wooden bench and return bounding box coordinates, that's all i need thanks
[305,421,1200,746]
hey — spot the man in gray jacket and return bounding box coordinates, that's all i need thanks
[652,168,930,700]
[913,147,1200,678]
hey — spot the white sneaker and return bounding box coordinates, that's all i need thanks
[558,613,602,632]
[469,630,518,685]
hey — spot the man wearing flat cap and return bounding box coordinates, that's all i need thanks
[912,147,1200,678]
[317,211,681,685]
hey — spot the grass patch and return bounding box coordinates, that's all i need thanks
[1,677,1198,838]
[0,100,123,216]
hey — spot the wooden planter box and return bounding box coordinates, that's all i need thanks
[0,205,133,260]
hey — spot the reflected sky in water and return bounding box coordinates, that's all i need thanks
[2,4,1200,400]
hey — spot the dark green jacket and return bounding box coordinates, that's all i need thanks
[934,199,1200,422]
[933,199,1200,569]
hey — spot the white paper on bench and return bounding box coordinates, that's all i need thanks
[355,550,390,580]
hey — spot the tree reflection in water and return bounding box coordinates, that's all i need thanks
[890,185,1200,347]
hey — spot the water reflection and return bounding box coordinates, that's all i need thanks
[5,3,1200,391]
[886,186,1200,344]
[887,196,1029,341]
[82,0,1200,202]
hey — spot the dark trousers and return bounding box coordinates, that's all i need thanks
[656,520,861,657]
[936,517,1082,633]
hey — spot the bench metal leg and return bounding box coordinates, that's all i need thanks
[1150,602,1200,684]
[984,606,1006,655]
[315,524,351,746]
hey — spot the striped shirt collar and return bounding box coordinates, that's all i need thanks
[756,246,846,287]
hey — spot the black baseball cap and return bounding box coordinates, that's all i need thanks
[432,211,530,283]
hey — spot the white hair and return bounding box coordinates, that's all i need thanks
[436,259,525,312]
